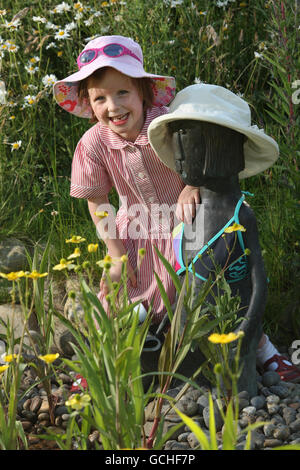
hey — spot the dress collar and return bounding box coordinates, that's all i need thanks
[97,106,168,149]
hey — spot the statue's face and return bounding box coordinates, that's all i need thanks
[168,119,245,186]
[168,120,208,186]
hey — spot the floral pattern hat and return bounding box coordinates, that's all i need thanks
[53,35,176,118]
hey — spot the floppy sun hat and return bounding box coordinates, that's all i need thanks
[53,35,176,118]
[147,83,279,179]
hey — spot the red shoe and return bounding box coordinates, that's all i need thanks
[263,354,300,383]
[70,374,88,392]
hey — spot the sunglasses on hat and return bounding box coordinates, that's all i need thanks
[77,43,142,69]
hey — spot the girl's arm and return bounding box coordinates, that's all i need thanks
[87,196,137,294]
[176,185,201,224]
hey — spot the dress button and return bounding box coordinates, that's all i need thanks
[138,172,145,179]
[148,196,155,203]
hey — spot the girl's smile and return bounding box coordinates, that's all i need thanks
[87,68,145,142]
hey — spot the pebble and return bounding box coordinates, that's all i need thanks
[262,371,281,387]
[250,395,266,409]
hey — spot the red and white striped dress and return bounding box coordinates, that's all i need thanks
[70,106,185,323]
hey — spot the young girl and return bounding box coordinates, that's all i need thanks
[54,35,199,325]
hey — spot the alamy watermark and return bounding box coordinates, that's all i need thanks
[94,197,204,250]
[291,340,300,365]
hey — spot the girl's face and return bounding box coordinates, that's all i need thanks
[87,67,145,142]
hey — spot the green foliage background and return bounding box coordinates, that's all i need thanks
[0,0,299,346]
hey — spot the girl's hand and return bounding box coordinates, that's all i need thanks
[100,259,137,296]
[176,185,201,224]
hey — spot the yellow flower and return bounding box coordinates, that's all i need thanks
[224,223,246,233]
[208,332,239,344]
[25,270,48,279]
[65,393,91,410]
[66,235,86,244]
[97,254,113,270]
[0,365,9,374]
[244,248,251,256]
[53,258,75,271]
[2,354,17,362]
[67,247,81,259]
[120,254,128,263]
[87,243,98,253]
[0,271,25,281]
[94,210,108,220]
[38,353,59,364]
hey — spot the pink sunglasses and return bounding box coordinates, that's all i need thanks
[77,43,142,69]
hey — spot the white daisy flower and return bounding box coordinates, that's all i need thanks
[29,56,40,64]
[45,21,59,30]
[65,21,77,31]
[52,2,71,14]
[5,41,19,53]
[4,19,21,30]
[54,29,70,40]
[46,42,57,50]
[10,141,22,151]
[24,95,38,106]
[25,64,39,75]
[42,74,57,87]
[32,16,47,23]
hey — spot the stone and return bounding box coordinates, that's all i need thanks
[267,403,279,415]
[242,406,257,416]
[197,393,210,411]
[273,424,290,441]
[289,419,300,433]
[38,400,50,414]
[38,412,50,421]
[263,423,276,438]
[54,405,68,417]
[169,441,191,450]
[21,410,37,423]
[251,430,265,449]
[0,238,29,273]
[0,304,26,339]
[30,395,42,413]
[23,398,32,411]
[262,371,280,387]
[164,440,178,450]
[263,438,283,448]
[164,422,185,440]
[187,432,202,449]
[177,397,199,417]
[21,421,32,431]
[250,395,266,410]
[282,407,297,425]
[269,384,290,399]
[203,403,223,432]
[177,432,189,442]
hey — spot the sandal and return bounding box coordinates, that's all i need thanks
[70,374,88,393]
[263,354,300,383]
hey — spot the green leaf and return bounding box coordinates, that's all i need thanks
[172,406,210,450]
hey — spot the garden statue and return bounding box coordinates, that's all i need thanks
[148,84,279,396]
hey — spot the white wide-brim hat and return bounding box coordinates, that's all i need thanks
[148,83,279,179]
[53,35,176,118]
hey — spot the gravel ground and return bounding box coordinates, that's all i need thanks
[15,353,300,451]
